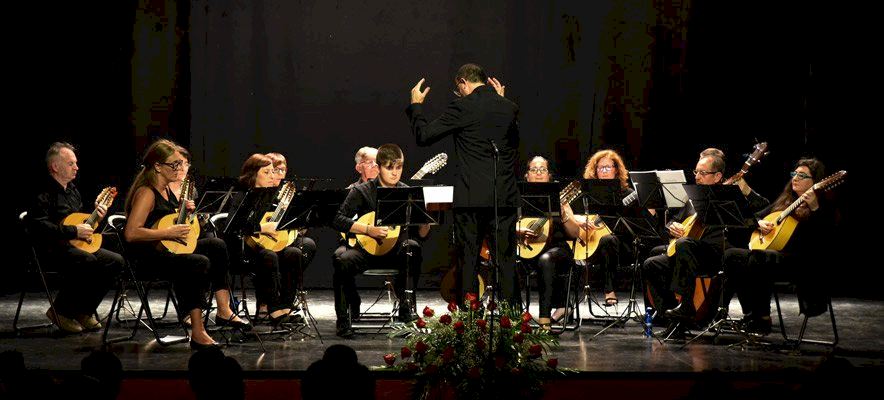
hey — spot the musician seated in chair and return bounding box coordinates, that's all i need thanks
[26,142,123,334]
[331,143,431,338]
[641,148,768,328]
[722,158,835,335]
[569,149,641,309]
[167,146,249,331]
[222,153,315,326]
[123,139,241,349]
[517,156,576,331]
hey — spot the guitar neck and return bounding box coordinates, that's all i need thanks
[410,169,426,180]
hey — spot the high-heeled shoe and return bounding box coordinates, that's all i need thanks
[189,339,221,351]
[215,316,253,331]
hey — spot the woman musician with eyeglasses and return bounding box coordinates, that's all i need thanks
[721,158,839,335]
[123,140,248,350]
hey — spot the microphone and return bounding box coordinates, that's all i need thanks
[489,140,499,156]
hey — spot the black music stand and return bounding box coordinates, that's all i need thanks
[674,184,751,347]
[589,181,666,342]
[372,187,439,329]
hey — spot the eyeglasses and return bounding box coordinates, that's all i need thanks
[596,165,615,172]
[693,169,719,176]
[528,167,549,174]
[272,168,287,175]
[790,171,812,180]
[160,160,189,171]
[361,160,378,168]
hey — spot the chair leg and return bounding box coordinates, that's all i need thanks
[13,253,57,334]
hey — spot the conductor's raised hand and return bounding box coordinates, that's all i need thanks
[411,78,431,104]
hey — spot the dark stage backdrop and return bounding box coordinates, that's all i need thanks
[12,1,863,296]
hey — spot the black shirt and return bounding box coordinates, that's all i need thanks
[27,177,82,245]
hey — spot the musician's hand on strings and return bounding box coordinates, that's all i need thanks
[185,199,196,212]
[260,222,278,234]
[517,227,537,241]
[668,222,685,238]
[757,220,774,236]
[366,225,388,240]
[95,204,108,219]
[167,224,191,243]
[76,224,94,241]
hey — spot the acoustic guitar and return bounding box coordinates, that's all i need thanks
[247,182,296,252]
[749,170,846,251]
[63,186,117,253]
[155,177,200,254]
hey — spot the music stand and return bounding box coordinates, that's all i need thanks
[276,189,349,342]
[373,186,441,328]
[674,184,751,347]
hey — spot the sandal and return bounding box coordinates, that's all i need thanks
[604,292,618,307]
[536,317,552,331]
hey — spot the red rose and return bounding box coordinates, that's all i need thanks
[547,358,559,369]
[521,312,532,323]
[487,301,497,311]
[439,314,452,325]
[383,353,396,366]
[423,306,435,318]
[442,346,455,363]
[529,344,543,358]
[500,316,512,329]
[468,366,481,380]
[465,292,478,302]
[415,340,429,354]
[520,322,532,333]
[416,318,427,329]
[476,319,487,331]
[448,302,458,312]
[513,333,524,343]
[470,300,480,311]
[401,346,412,359]
[406,362,419,372]
[476,338,486,350]
[453,321,465,334]
[424,364,438,375]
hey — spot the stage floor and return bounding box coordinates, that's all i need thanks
[2,289,883,375]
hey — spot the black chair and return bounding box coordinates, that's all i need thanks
[773,281,838,349]
[101,214,189,347]
[12,211,58,334]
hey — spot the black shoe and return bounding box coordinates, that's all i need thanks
[336,319,355,338]
[665,302,695,321]
[658,322,686,340]
[744,317,772,336]
[190,340,221,351]
[216,316,253,331]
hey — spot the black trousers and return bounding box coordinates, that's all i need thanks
[528,246,573,318]
[42,245,123,318]
[641,238,723,312]
[331,240,421,320]
[455,207,519,306]
[723,247,805,319]
[587,234,622,294]
[132,237,228,313]
[248,236,316,312]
